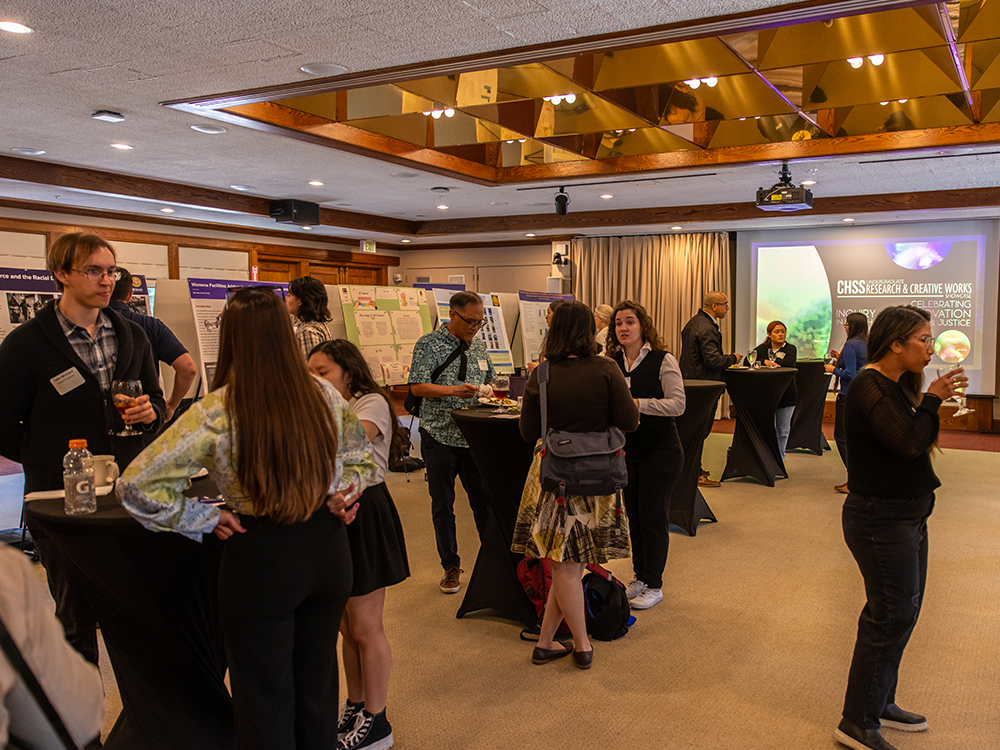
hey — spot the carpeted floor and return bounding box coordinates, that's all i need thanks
[27,433,1000,749]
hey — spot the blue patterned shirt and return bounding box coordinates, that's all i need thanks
[408,325,495,447]
[55,304,117,392]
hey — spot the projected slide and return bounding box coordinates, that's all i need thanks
[739,221,998,395]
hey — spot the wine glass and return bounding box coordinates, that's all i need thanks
[492,373,510,410]
[767,349,778,367]
[747,349,757,369]
[111,380,143,437]
[936,368,972,417]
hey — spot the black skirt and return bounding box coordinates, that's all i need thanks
[347,481,410,597]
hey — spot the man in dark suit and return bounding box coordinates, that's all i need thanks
[679,291,741,487]
[0,233,164,664]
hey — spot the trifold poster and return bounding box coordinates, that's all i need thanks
[518,290,573,364]
[476,293,514,374]
[338,285,433,386]
[188,278,288,392]
[0,267,58,344]
[123,274,152,316]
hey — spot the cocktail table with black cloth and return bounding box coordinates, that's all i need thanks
[451,407,538,630]
[721,367,798,487]
[787,359,833,455]
[671,380,726,536]
[24,479,234,750]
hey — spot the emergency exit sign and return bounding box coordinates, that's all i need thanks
[360,240,376,254]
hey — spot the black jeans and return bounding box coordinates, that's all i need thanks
[420,428,493,570]
[218,510,352,750]
[835,394,848,469]
[841,492,933,729]
[623,433,684,590]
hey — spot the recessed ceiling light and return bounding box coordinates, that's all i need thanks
[392,172,419,179]
[401,239,411,243]
[230,185,255,191]
[160,208,175,213]
[437,204,449,210]
[880,101,889,106]
[671,226,682,230]
[302,226,312,230]
[0,21,33,33]
[525,233,536,237]
[308,180,324,186]
[601,194,614,199]
[847,57,864,69]
[299,63,348,77]
[801,179,817,186]
[867,54,885,66]
[444,108,455,118]
[110,143,133,150]
[898,99,908,104]
[11,147,45,156]
[92,110,125,123]
[191,124,227,134]
[842,217,855,222]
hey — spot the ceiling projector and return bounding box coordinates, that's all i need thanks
[756,161,813,212]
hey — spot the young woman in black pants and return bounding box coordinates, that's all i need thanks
[606,300,685,611]
[834,306,965,750]
[826,312,869,493]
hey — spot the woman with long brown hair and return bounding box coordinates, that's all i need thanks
[308,339,409,750]
[605,300,685,611]
[119,287,375,750]
[834,305,964,750]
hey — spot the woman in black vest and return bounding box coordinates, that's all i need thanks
[607,301,686,611]
[752,320,797,459]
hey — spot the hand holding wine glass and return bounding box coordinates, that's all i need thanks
[932,367,971,415]
[111,380,144,437]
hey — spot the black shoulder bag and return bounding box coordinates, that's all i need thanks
[403,341,468,417]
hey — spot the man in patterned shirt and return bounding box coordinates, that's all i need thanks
[0,233,164,665]
[408,291,495,594]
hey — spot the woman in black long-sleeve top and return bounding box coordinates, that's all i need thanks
[834,306,965,750]
[752,320,797,458]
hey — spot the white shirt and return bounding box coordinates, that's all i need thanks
[621,342,686,418]
[0,544,104,750]
[350,392,393,485]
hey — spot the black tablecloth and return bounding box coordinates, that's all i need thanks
[721,367,798,487]
[787,360,833,455]
[24,480,234,750]
[451,407,538,630]
[671,380,726,536]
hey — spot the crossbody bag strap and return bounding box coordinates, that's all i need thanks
[430,341,466,384]
[537,359,550,438]
[0,613,80,750]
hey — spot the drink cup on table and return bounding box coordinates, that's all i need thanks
[63,439,96,515]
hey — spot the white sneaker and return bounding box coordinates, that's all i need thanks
[625,579,646,600]
[630,587,663,610]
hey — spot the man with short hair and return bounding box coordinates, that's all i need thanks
[0,233,165,664]
[111,268,197,422]
[408,291,495,594]
[679,291,742,488]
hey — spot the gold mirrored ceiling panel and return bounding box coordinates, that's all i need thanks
[199,1,1000,184]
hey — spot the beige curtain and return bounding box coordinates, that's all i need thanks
[571,232,733,416]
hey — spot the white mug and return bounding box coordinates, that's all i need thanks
[92,455,120,487]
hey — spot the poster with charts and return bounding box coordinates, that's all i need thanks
[0,267,59,345]
[476,293,514,374]
[518,290,573,364]
[339,285,433,385]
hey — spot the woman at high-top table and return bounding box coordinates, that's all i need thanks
[834,305,965,750]
[752,320,797,459]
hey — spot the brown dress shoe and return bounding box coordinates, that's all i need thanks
[531,642,572,664]
[834,482,849,494]
[439,567,463,593]
[572,648,593,670]
[698,474,722,488]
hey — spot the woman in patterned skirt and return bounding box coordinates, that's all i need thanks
[512,301,638,669]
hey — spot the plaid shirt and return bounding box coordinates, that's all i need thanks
[55,304,118,392]
[294,320,331,359]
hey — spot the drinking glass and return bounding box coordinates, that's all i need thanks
[492,373,510,401]
[111,380,143,437]
[936,368,972,417]
[747,349,758,369]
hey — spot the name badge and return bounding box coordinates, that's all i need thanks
[51,367,85,396]
[776,351,785,360]
[625,376,631,388]
[478,359,488,371]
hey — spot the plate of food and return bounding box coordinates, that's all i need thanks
[479,396,518,408]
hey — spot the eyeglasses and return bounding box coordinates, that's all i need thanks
[454,311,486,328]
[907,335,934,349]
[712,301,730,309]
[72,266,120,282]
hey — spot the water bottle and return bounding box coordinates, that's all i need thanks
[63,439,97,515]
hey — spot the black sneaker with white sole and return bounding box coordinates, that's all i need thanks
[880,703,928,732]
[339,709,393,750]
[337,701,364,741]
[834,718,898,750]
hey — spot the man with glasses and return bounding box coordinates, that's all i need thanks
[0,233,165,665]
[680,291,742,488]
[408,291,495,594]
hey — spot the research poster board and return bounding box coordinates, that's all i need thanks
[413,283,465,329]
[188,278,288,393]
[338,285,433,385]
[518,290,573,363]
[737,220,1000,394]
[476,293,514,374]
[123,274,151,316]
[0,267,58,344]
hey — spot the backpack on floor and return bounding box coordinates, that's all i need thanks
[582,569,634,641]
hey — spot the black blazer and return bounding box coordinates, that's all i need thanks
[679,310,737,381]
[0,301,165,493]
[753,341,798,408]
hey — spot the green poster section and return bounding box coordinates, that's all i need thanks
[337,285,433,385]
